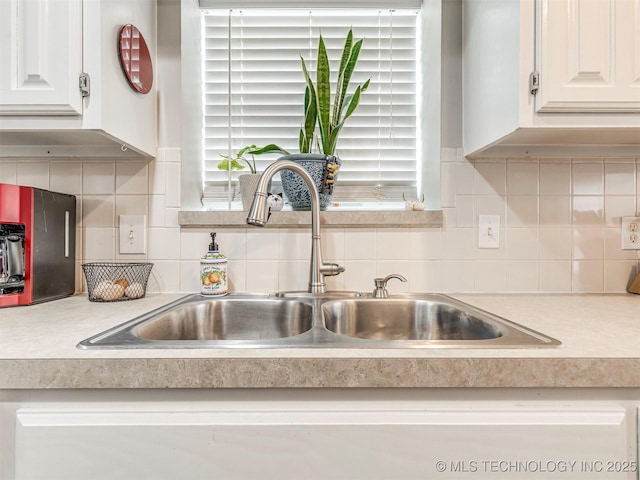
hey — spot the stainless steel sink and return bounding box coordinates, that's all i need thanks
[323,298,504,341]
[133,298,312,341]
[77,293,562,349]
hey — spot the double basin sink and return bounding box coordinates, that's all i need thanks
[78,292,561,349]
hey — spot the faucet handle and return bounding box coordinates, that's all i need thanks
[320,263,345,277]
[372,274,407,298]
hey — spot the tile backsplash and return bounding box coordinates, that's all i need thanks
[1,148,638,294]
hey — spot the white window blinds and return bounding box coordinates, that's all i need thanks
[202,8,419,205]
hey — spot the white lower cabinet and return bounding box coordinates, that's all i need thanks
[8,394,638,480]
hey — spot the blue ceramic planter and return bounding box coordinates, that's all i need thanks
[279,154,341,211]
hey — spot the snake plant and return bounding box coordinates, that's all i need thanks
[299,29,370,155]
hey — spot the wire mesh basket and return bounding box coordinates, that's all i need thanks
[82,262,153,302]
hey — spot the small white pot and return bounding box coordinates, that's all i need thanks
[239,173,262,210]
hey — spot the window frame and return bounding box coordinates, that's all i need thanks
[180,0,441,213]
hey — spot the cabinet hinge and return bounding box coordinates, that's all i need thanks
[529,71,539,96]
[79,73,90,98]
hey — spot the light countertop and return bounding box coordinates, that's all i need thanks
[0,293,638,389]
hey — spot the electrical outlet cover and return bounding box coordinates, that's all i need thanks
[621,216,640,250]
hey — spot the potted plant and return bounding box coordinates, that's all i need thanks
[280,28,370,211]
[218,144,289,210]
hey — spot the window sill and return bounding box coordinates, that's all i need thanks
[178,209,443,229]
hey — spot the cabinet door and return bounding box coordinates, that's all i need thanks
[0,0,83,115]
[14,405,633,480]
[537,0,640,112]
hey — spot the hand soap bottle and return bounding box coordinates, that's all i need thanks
[200,232,228,296]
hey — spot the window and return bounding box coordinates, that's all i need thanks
[201,6,421,208]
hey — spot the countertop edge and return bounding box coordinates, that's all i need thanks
[2,357,639,389]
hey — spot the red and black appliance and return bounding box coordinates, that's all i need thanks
[0,184,76,307]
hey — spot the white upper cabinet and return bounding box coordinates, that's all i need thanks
[0,0,157,158]
[537,0,640,112]
[0,0,83,115]
[463,0,640,158]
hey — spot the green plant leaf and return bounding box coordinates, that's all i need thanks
[342,84,363,122]
[217,156,246,171]
[340,79,369,117]
[231,159,246,170]
[302,82,317,153]
[217,158,231,171]
[298,128,305,153]
[237,144,257,157]
[316,35,332,154]
[247,144,290,156]
[336,39,363,125]
[304,90,317,149]
[330,84,363,153]
[327,123,343,155]
[337,30,354,83]
[300,58,318,153]
[217,143,291,174]
[332,29,354,125]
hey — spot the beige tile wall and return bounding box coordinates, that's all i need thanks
[1,147,638,293]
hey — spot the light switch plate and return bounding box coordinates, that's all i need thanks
[478,215,500,249]
[119,215,146,254]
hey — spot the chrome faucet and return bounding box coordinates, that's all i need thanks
[246,160,345,294]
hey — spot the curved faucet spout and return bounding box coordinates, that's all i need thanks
[246,160,344,294]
